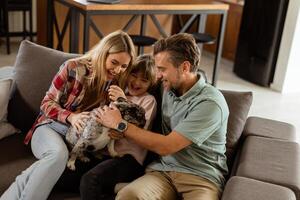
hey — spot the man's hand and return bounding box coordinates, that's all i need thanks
[108,85,126,101]
[67,112,89,132]
[109,129,124,140]
[95,104,122,130]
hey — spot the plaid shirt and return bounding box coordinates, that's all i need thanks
[24,60,92,144]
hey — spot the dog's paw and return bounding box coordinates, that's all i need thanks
[109,150,119,157]
[67,161,76,171]
[79,156,90,163]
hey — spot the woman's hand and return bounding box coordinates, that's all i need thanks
[67,112,89,132]
[108,85,126,102]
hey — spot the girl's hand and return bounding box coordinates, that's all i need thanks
[67,112,89,132]
[108,85,126,102]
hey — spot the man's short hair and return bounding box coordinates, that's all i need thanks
[153,33,201,72]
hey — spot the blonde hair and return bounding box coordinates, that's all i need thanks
[77,30,135,110]
[119,54,156,91]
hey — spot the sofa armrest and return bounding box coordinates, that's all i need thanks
[242,116,296,141]
[0,66,14,79]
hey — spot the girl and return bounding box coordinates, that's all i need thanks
[80,54,157,200]
[0,30,135,200]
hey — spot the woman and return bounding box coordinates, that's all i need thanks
[0,30,135,200]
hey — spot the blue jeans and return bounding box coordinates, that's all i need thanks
[0,125,69,200]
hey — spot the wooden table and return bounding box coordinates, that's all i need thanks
[47,0,229,86]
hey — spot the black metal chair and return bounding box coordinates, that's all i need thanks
[192,32,215,45]
[176,15,215,45]
[130,34,157,55]
[0,0,33,54]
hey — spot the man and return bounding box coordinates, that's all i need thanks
[96,33,229,200]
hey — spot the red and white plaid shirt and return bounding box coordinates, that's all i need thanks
[24,59,93,144]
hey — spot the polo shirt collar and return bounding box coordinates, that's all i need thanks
[168,73,206,101]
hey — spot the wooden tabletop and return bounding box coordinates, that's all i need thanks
[62,0,229,11]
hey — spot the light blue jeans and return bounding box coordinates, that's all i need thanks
[0,125,69,200]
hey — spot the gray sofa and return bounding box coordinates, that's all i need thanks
[0,40,299,200]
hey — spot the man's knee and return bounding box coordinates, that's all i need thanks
[116,185,143,200]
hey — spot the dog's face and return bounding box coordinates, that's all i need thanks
[114,97,146,128]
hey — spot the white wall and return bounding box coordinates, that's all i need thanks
[271,0,300,93]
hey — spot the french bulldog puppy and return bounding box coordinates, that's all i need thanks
[66,97,146,170]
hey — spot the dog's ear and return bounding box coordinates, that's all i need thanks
[116,97,127,102]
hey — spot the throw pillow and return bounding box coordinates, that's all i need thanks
[221,90,253,171]
[7,40,79,133]
[0,67,19,140]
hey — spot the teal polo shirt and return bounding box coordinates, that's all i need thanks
[148,75,229,189]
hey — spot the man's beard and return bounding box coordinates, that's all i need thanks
[166,70,181,96]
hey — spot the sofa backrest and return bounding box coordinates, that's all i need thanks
[7,40,79,133]
[7,41,253,173]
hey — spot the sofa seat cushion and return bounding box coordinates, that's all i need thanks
[243,116,296,141]
[236,136,300,199]
[0,134,36,194]
[222,176,296,200]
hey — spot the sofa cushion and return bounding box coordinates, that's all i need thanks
[236,136,300,199]
[7,40,79,133]
[243,116,296,141]
[220,90,253,169]
[0,134,36,194]
[222,176,296,200]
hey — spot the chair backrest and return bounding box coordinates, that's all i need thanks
[4,0,32,10]
[7,0,31,4]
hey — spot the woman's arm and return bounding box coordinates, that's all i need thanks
[40,61,75,123]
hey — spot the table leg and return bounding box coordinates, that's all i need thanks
[70,7,79,53]
[212,11,227,86]
[198,14,207,51]
[83,13,91,53]
[139,14,147,55]
[47,0,54,48]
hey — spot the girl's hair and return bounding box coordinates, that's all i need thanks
[76,30,135,109]
[119,54,156,90]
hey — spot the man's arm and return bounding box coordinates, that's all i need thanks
[96,105,192,156]
[124,123,192,156]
